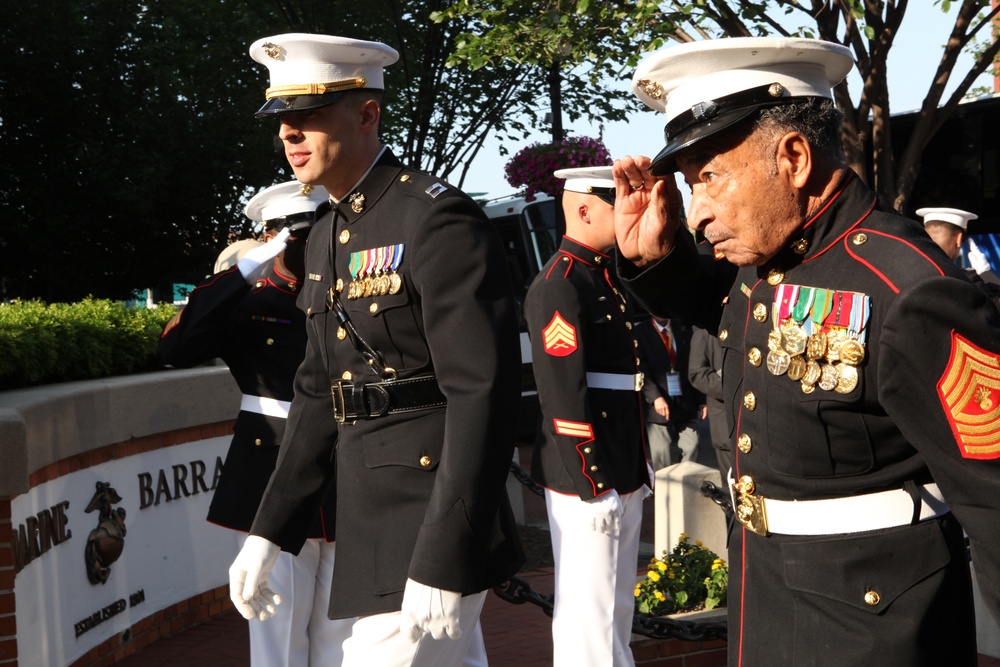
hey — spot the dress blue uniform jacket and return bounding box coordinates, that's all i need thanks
[249,150,524,619]
[621,172,1000,666]
[158,263,335,539]
[525,236,649,500]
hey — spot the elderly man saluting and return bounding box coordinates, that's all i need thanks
[613,37,1000,666]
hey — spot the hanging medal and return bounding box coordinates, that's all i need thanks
[388,243,404,294]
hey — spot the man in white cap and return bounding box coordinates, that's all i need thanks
[160,180,353,666]
[524,166,649,666]
[917,206,1000,303]
[228,34,522,667]
[613,37,1000,665]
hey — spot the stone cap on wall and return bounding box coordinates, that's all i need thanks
[0,367,239,496]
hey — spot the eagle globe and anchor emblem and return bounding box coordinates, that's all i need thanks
[84,481,127,585]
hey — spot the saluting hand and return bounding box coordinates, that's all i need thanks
[613,155,683,268]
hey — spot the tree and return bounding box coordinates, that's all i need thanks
[440,0,1000,213]
[0,0,647,302]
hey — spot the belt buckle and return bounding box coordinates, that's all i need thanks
[331,380,350,423]
[634,372,645,392]
[732,482,769,536]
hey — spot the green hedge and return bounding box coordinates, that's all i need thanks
[0,298,179,391]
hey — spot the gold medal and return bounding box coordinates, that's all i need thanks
[347,280,357,300]
[767,329,784,352]
[839,339,866,366]
[787,355,807,382]
[801,382,816,394]
[835,364,859,394]
[825,330,845,362]
[389,272,402,294]
[781,322,808,356]
[766,349,790,375]
[819,363,839,391]
[802,360,822,386]
[806,332,827,360]
[378,273,390,296]
[362,276,374,298]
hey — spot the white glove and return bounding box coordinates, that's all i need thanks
[968,238,992,275]
[229,535,281,621]
[237,227,291,283]
[586,489,623,535]
[399,578,463,642]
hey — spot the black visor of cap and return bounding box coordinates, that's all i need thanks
[589,187,616,206]
[255,90,350,118]
[649,83,802,175]
[264,211,317,234]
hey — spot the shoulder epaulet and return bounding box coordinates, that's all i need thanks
[845,225,949,294]
[395,170,457,201]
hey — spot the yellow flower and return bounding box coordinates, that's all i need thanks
[667,571,675,579]
[634,587,641,598]
[655,591,666,601]
[656,561,667,572]
[695,540,704,547]
[648,570,661,582]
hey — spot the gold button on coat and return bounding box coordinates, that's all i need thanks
[590,465,598,472]
[596,483,605,490]
[342,371,352,380]
[767,268,784,285]
[339,229,351,244]
[583,447,592,454]
[748,347,762,367]
[853,233,868,245]
[419,455,432,467]
[266,338,275,346]
[254,438,262,446]
[719,329,729,341]
[791,238,809,254]
[336,278,344,292]
[744,392,757,410]
[737,433,752,453]
[737,475,755,495]
[337,327,347,340]
[369,303,379,314]
[625,321,633,330]
[864,590,880,606]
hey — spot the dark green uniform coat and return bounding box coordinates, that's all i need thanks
[250,150,524,619]
[621,173,1000,666]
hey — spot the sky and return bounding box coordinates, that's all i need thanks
[458,3,999,200]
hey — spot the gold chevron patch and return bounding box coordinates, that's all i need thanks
[542,311,577,357]
[937,332,1000,459]
[554,419,594,439]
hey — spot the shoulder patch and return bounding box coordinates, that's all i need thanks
[936,331,1000,459]
[542,311,577,356]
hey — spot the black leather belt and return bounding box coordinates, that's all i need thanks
[331,375,446,423]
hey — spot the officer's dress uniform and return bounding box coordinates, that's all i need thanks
[525,236,650,667]
[159,261,349,666]
[250,149,523,667]
[622,172,1000,666]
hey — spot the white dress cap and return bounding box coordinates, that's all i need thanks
[632,37,853,119]
[249,33,398,114]
[916,207,978,230]
[246,180,330,223]
[555,166,616,204]
[554,166,615,194]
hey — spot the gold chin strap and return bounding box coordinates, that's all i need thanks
[265,76,367,100]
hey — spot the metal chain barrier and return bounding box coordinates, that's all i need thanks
[509,461,545,496]
[493,575,728,641]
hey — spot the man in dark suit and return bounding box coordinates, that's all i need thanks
[687,326,730,475]
[634,315,703,471]
[160,181,353,665]
[614,37,1000,665]
[228,34,522,667]
[525,166,649,667]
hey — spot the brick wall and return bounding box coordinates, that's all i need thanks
[632,637,728,667]
[5,420,234,667]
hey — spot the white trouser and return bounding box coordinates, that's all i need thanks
[546,488,646,667]
[341,591,488,667]
[243,535,354,667]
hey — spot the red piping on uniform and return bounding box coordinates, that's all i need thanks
[160,267,241,337]
[564,236,610,262]
[799,172,852,233]
[846,228,945,294]
[544,254,574,279]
